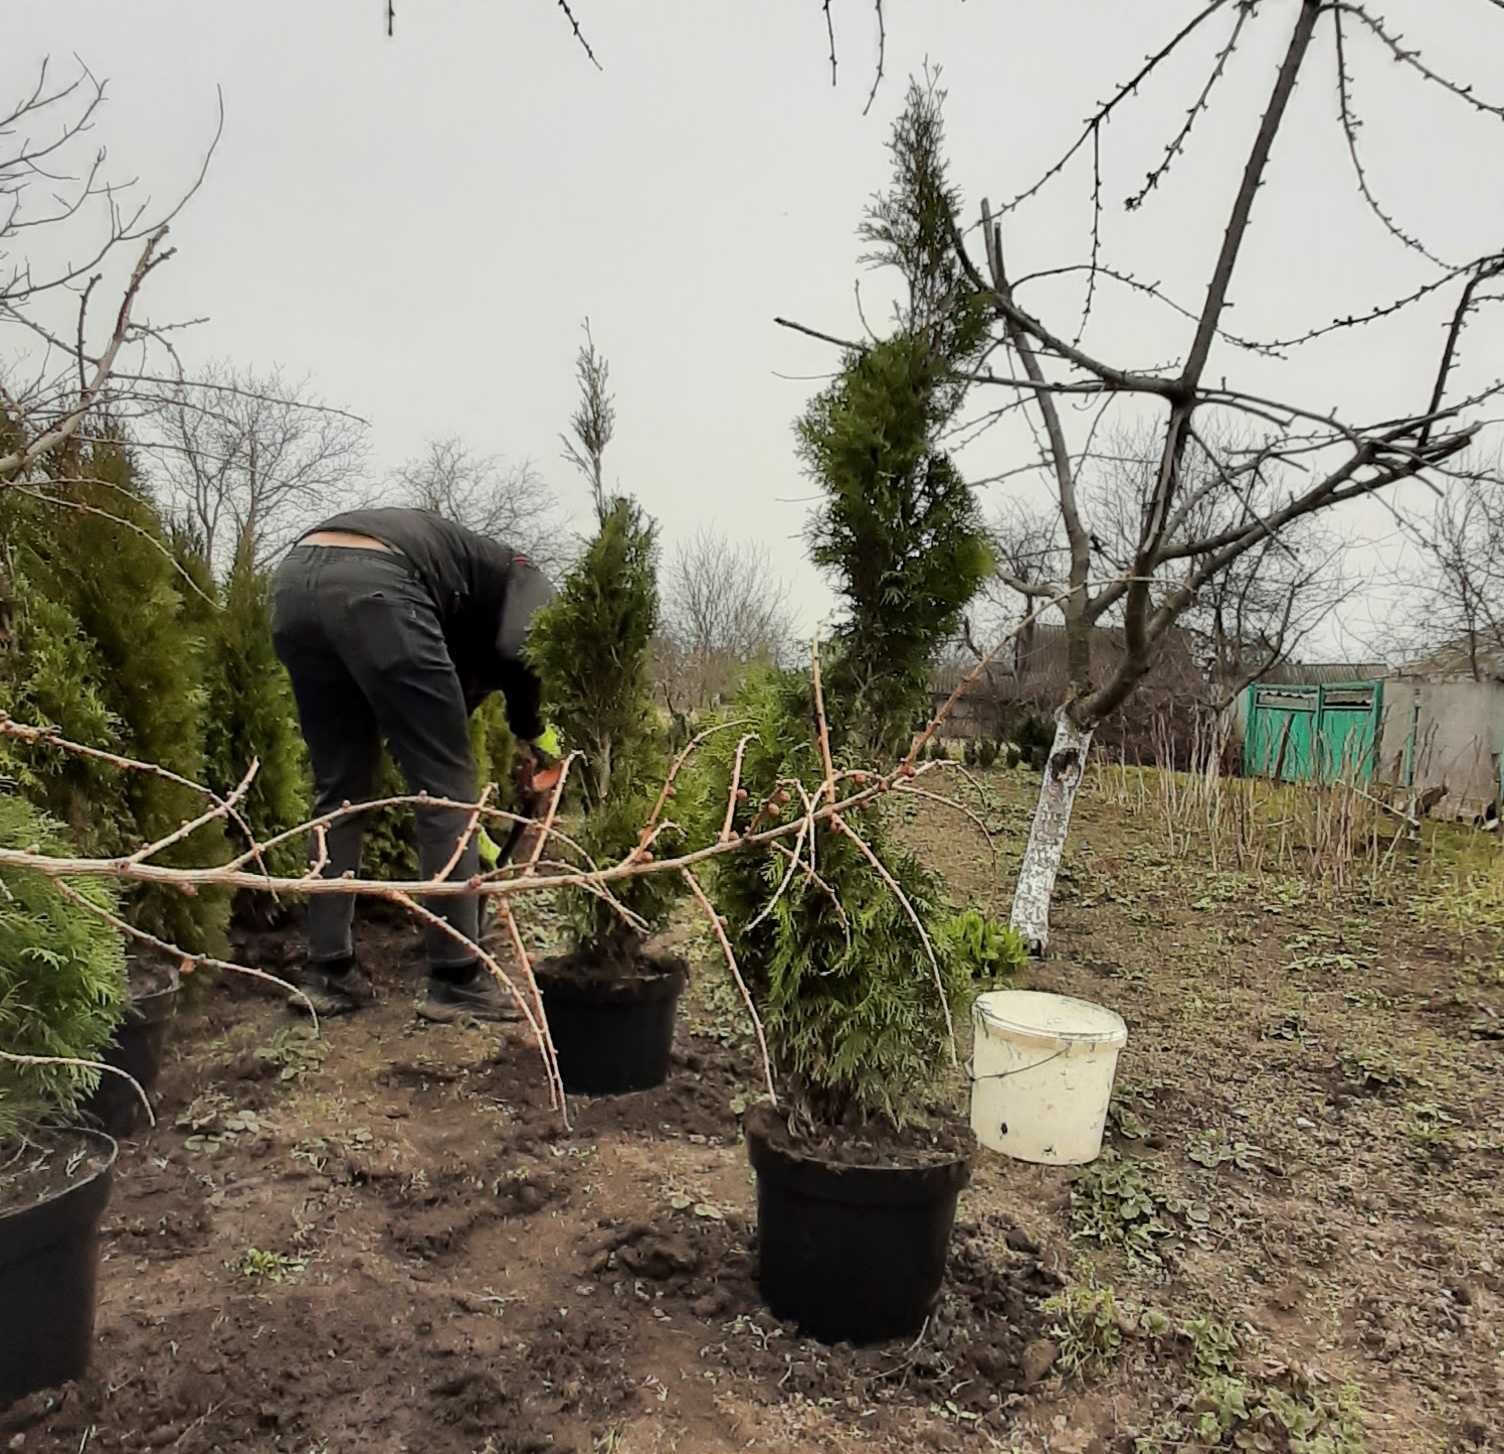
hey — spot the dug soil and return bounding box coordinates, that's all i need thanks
[0,1130,113,1217]
[3,765,1500,1452]
[535,944,685,993]
[745,1100,978,1171]
[0,911,1057,1454]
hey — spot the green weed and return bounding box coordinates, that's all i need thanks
[233,1247,308,1283]
[255,1024,328,1083]
[176,1090,264,1152]
[1070,1151,1178,1267]
[1043,1279,1124,1377]
[1336,1049,1406,1094]
[1186,1131,1260,1172]
[1134,1313,1367,1453]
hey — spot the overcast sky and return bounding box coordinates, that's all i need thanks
[10,1,1503,658]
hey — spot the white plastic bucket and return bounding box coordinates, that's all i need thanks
[970,990,1128,1166]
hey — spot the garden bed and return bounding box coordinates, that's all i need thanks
[2,771,1499,1451]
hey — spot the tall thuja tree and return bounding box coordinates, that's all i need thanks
[24,433,231,955]
[530,325,678,956]
[200,530,310,876]
[798,75,993,756]
[0,525,132,854]
[707,80,1010,1129]
[530,496,669,954]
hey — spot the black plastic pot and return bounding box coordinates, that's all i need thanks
[745,1106,974,1344]
[82,966,180,1137]
[0,1129,117,1401]
[536,961,686,1095]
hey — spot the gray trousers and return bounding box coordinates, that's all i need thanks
[271,545,480,973]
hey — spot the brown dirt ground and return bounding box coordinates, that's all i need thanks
[2,770,1500,1453]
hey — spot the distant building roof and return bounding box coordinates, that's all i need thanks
[1396,637,1504,681]
[1259,662,1387,686]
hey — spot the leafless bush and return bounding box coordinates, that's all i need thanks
[156,362,367,573]
[390,435,563,575]
[657,529,795,719]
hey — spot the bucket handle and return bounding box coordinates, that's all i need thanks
[965,1048,1065,1084]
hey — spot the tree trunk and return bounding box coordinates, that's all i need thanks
[1009,714,1095,955]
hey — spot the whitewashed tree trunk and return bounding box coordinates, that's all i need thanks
[1009,715,1095,955]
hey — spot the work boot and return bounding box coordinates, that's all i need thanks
[417,964,524,1024]
[286,957,375,1017]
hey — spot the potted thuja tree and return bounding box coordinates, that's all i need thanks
[526,493,691,1094]
[707,669,1014,1344]
[0,796,128,1399]
[705,72,1019,1342]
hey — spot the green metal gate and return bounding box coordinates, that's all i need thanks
[1243,681,1384,784]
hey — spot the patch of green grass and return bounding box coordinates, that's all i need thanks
[1414,827,1504,938]
[1190,871,1250,910]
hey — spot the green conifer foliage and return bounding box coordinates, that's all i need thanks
[796,74,994,756]
[707,671,972,1127]
[0,543,132,855]
[527,496,675,954]
[202,542,310,877]
[0,797,126,1141]
[20,439,230,954]
[704,80,1005,1126]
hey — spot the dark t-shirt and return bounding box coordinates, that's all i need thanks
[313,507,553,739]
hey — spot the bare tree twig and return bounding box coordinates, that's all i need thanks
[682,868,776,1106]
[862,0,886,117]
[1332,8,1452,268]
[0,1050,152,1127]
[811,640,839,805]
[555,0,603,70]
[720,734,757,843]
[1125,0,1252,213]
[53,878,319,1026]
[126,758,258,866]
[835,814,957,1064]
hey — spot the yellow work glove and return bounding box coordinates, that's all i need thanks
[477,826,503,871]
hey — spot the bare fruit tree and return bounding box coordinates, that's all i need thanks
[1397,456,1504,678]
[987,430,1353,715]
[391,434,561,575]
[0,62,216,494]
[1,60,360,596]
[157,362,367,574]
[784,2,1503,951]
[657,529,795,718]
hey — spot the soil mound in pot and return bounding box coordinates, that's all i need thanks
[0,1127,117,1401]
[535,947,686,1095]
[745,1102,976,1344]
[83,956,180,1137]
